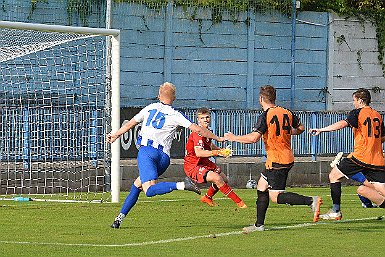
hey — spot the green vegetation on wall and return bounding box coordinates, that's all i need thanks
[66,0,105,26]
[117,0,385,73]
[300,0,385,73]
[28,0,385,73]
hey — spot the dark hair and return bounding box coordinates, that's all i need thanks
[353,88,371,105]
[260,85,276,103]
[196,107,211,116]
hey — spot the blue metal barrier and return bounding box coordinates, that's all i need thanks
[1,108,384,164]
[184,109,385,159]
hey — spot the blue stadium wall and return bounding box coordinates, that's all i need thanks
[1,1,329,111]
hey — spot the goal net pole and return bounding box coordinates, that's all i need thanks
[0,21,121,203]
[110,34,121,203]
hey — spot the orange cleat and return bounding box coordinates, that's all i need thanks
[200,195,217,207]
[311,196,323,222]
[236,200,247,209]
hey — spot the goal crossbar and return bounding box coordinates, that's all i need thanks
[0,20,120,37]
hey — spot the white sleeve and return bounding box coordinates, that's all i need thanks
[174,111,192,128]
[133,106,148,123]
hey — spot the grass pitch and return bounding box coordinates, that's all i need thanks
[0,186,384,257]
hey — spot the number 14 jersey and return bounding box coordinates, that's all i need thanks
[253,106,301,169]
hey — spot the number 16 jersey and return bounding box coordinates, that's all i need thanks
[134,102,192,156]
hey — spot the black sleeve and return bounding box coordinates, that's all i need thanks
[346,109,360,128]
[253,111,267,134]
[291,111,301,129]
[381,120,385,137]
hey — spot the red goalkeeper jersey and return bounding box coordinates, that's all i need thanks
[184,131,213,172]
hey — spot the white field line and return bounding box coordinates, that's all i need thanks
[0,194,362,205]
[0,216,382,248]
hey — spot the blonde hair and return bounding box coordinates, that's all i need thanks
[196,107,211,116]
[159,82,176,101]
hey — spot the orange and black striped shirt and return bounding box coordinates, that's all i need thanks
[346,106,385,168]
[253,106,300,169]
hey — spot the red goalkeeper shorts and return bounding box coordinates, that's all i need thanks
[185,161,221,184]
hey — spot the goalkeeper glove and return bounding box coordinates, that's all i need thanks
[212,148,232,158]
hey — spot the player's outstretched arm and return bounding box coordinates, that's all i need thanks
[189,123,224,142]
[309,120,348,136]
[107,118,139,144]
[224,131,261,144]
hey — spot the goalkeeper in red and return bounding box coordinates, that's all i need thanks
[184,107,247,208]
[225,85,323,232]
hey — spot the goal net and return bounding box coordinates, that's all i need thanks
[0,21,121,203]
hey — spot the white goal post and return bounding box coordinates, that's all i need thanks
[0,21,121,203]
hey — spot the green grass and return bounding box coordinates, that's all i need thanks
[0,186,384,257]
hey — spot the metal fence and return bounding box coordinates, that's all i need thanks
[185,109,385,160]
[0,107,103,165]
[1,108,384,163]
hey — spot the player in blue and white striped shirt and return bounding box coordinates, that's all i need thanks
[107,82,224,228]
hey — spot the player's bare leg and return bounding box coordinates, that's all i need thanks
[357,184,385,207]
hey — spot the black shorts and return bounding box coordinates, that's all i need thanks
[337,158,385,183]
[261,166,292,191]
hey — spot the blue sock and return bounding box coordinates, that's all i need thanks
[145,182,177,197]
[332,204,340,212]
[120,184,141,215]
[358,194,374,208]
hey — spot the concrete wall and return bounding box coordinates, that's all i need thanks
[327,13,385,111]
[119,157,358,190]
[116,5,329,110]
[1,2,384,112]
[1,1,329,111]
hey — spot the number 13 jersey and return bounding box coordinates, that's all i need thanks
[346,106,385,166]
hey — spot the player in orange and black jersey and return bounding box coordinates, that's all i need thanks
[256,104,298,169]
[225,85,323,232]
[310,88,385,220]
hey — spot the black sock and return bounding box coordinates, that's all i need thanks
[379,200,385,208]
[277,192,312,205]
[256,190,269,226]
[330,182,341,212]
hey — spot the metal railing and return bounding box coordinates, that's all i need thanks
[184,109,385,160]
[1,108,384,163]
